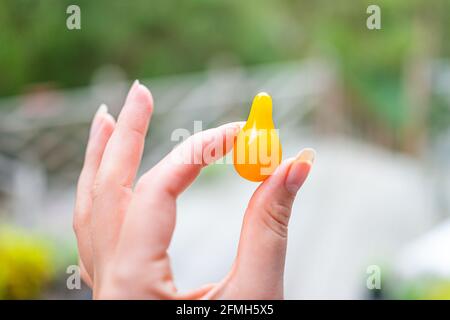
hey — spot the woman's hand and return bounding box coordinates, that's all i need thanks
[73,81,315,299]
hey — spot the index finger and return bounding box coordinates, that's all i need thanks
[117,122,242,262]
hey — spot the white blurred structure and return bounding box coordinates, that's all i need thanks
[396,219,450,279]
[169,134,437,299]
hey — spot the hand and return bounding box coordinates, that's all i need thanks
[73,81,315,299]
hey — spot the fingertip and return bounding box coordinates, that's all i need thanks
[90,104,108,137]
[255,150,314,197]
[126,80,154,111]
[296,148,316,166]
[285,155,313,195]
[103,112,116,128]
[115,80,154,139]
[137,83,154,110]
[90,106,115,138]
[97,103,108,115]
[262,157,295,184]
[248,159,295,203]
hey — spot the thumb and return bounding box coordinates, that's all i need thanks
[231,148,315,298]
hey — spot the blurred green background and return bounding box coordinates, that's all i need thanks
[1,0,449,138]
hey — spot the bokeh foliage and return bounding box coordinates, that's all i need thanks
[0,227,54,299]
[0,0,449,132]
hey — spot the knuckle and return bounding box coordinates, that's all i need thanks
[73,213,88,235]
[261,200,293,238]
[110,262,135,286]
[92,177,107,201]
[72,218,79,235]
[128,124,147,140]
[73,203,90,236]
[119,122,147,146]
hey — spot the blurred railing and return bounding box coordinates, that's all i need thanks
[0,60,336,213]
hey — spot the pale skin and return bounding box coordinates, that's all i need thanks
[73,80,315,299]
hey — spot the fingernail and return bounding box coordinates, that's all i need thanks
[90,104,108,137]
[285,148,315,194]
[97,103,108,116]
[127,79,140,99]
[296,148,315,165]
[126,79,153,108]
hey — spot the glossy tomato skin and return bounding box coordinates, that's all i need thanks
[233,93,282,182]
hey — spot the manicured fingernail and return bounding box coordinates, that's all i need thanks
[126,79,153,108]
[126,79,140,99]
[296,148,315,165]
[97,103,108,115]
[90,104,108,137]
[285,148,315,194]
